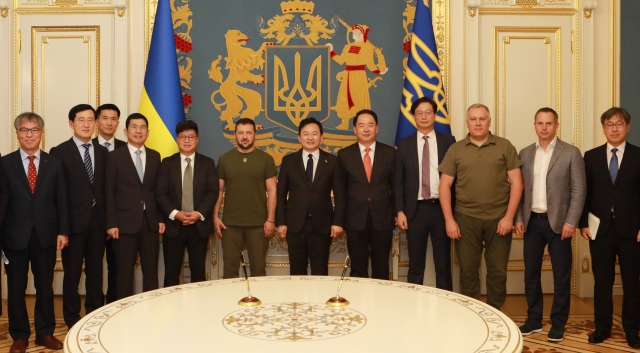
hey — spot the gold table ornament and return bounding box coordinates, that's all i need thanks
[326,255,350,307]
[238,252,261,306]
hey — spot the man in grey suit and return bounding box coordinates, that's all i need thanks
[515,107,586,342]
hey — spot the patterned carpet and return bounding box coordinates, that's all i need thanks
[0,315,634,352]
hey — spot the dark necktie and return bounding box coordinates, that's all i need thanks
[81,144,94,184]
[306,153,314,188]
[609,148,619,184]
[182,157,194,212]
[27,155,37,193]
[421,136,431,200]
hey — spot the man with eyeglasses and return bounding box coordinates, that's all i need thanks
[579,107,640,348]
[438,103,523,310]
[395,96,456,289]
[156,120,218,287]
[106,113,164,299]
[92,103,125,305]
[50,104,108,329]
[2,112,69,353]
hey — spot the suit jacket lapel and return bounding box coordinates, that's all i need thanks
[123,147,142,184]
[352,144,369,184]
[9,151,31,193]
[546,140,563,173]
[34,152,50,194]
[409,136,420,180]
[173,155,183,204]
[616,144,635,185]
[311,150,328,189]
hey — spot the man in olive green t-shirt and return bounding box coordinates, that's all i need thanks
[213,118,278,278]
[438,103,523,309]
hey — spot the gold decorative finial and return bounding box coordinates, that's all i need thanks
[280,0,315,14]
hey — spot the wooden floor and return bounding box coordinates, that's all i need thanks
[0,295,630,352]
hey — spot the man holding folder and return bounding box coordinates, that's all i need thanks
[579,107,640,348]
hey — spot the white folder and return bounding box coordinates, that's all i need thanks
[588,212,600,240]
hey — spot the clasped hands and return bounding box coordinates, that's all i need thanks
[175,211,201,225]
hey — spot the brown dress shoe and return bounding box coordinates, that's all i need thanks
[9,338,28,353]
[35,335,63,350]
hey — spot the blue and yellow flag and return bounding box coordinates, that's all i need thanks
[395,0,450,145]
[139,0,185,158]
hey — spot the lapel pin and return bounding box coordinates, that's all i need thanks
[324,159,327,163]
[243,158,247,163]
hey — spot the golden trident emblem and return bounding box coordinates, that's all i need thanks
[273,51,323,127]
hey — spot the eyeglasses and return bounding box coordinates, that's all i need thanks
[76,118,95,124]
[128,124,148,131]
[604,121,626,129]
[17,127,42,134]
[414,110,434,117]
[178,135,197,141]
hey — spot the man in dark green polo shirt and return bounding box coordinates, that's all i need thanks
[213,118,278,278]
[438,103,523,309]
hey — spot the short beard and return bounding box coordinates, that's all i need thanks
[236,139,255,151]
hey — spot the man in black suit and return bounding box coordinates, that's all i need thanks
[106,113,164,299]
[0,153,9,318]
[2,112,68,353]
[337,109,396,280]
[276,118,346,275]
[156,120,218,287]
[92,103,125,304]
[50,104,107,329]
[579,107,640,348]
[395,97,455,289]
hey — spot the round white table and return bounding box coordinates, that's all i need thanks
[64,276,523,353]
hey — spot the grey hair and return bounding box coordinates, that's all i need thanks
[466,103,491,118]
[14,112,45,130]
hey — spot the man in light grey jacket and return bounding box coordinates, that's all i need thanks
[515,107,586,342]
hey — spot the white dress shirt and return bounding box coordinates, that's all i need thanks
[127,143,146,171]
[302,149,320,182]
[169,153,204,221]
[19,149,41,175]
[98,135,116,152]
[531,137,557,213]
[73,136,95,171]
[606,141,625,169]
[358,141,376,165]
[417,130,440,200]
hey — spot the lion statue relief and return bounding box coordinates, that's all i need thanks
[209,30,274,130]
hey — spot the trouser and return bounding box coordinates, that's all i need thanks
[163,224,208,287]
[406,201,452,289]
[524,214,572,326]
[113,213,159,299]
[4,230,57,339]
[62,208,105,328]
[590,215,640,334]
[287,217,332,275]
[105,237,117,304]
[346,210,393,280]
[455,211,512,309]
[221,225,268,279]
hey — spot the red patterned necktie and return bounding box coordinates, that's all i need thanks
[27,155,37,193]
[364,147,372,182]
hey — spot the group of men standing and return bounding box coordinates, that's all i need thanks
[0,98,638,352]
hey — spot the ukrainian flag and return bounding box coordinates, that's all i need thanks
[395,0,451,145]
[139,0,185,158]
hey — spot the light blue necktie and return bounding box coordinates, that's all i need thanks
[609,148,618,184]
[104,141,111,151]
[135,149,144,182]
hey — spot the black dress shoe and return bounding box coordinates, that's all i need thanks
[588,331,610,344]
[627,333,640,348]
